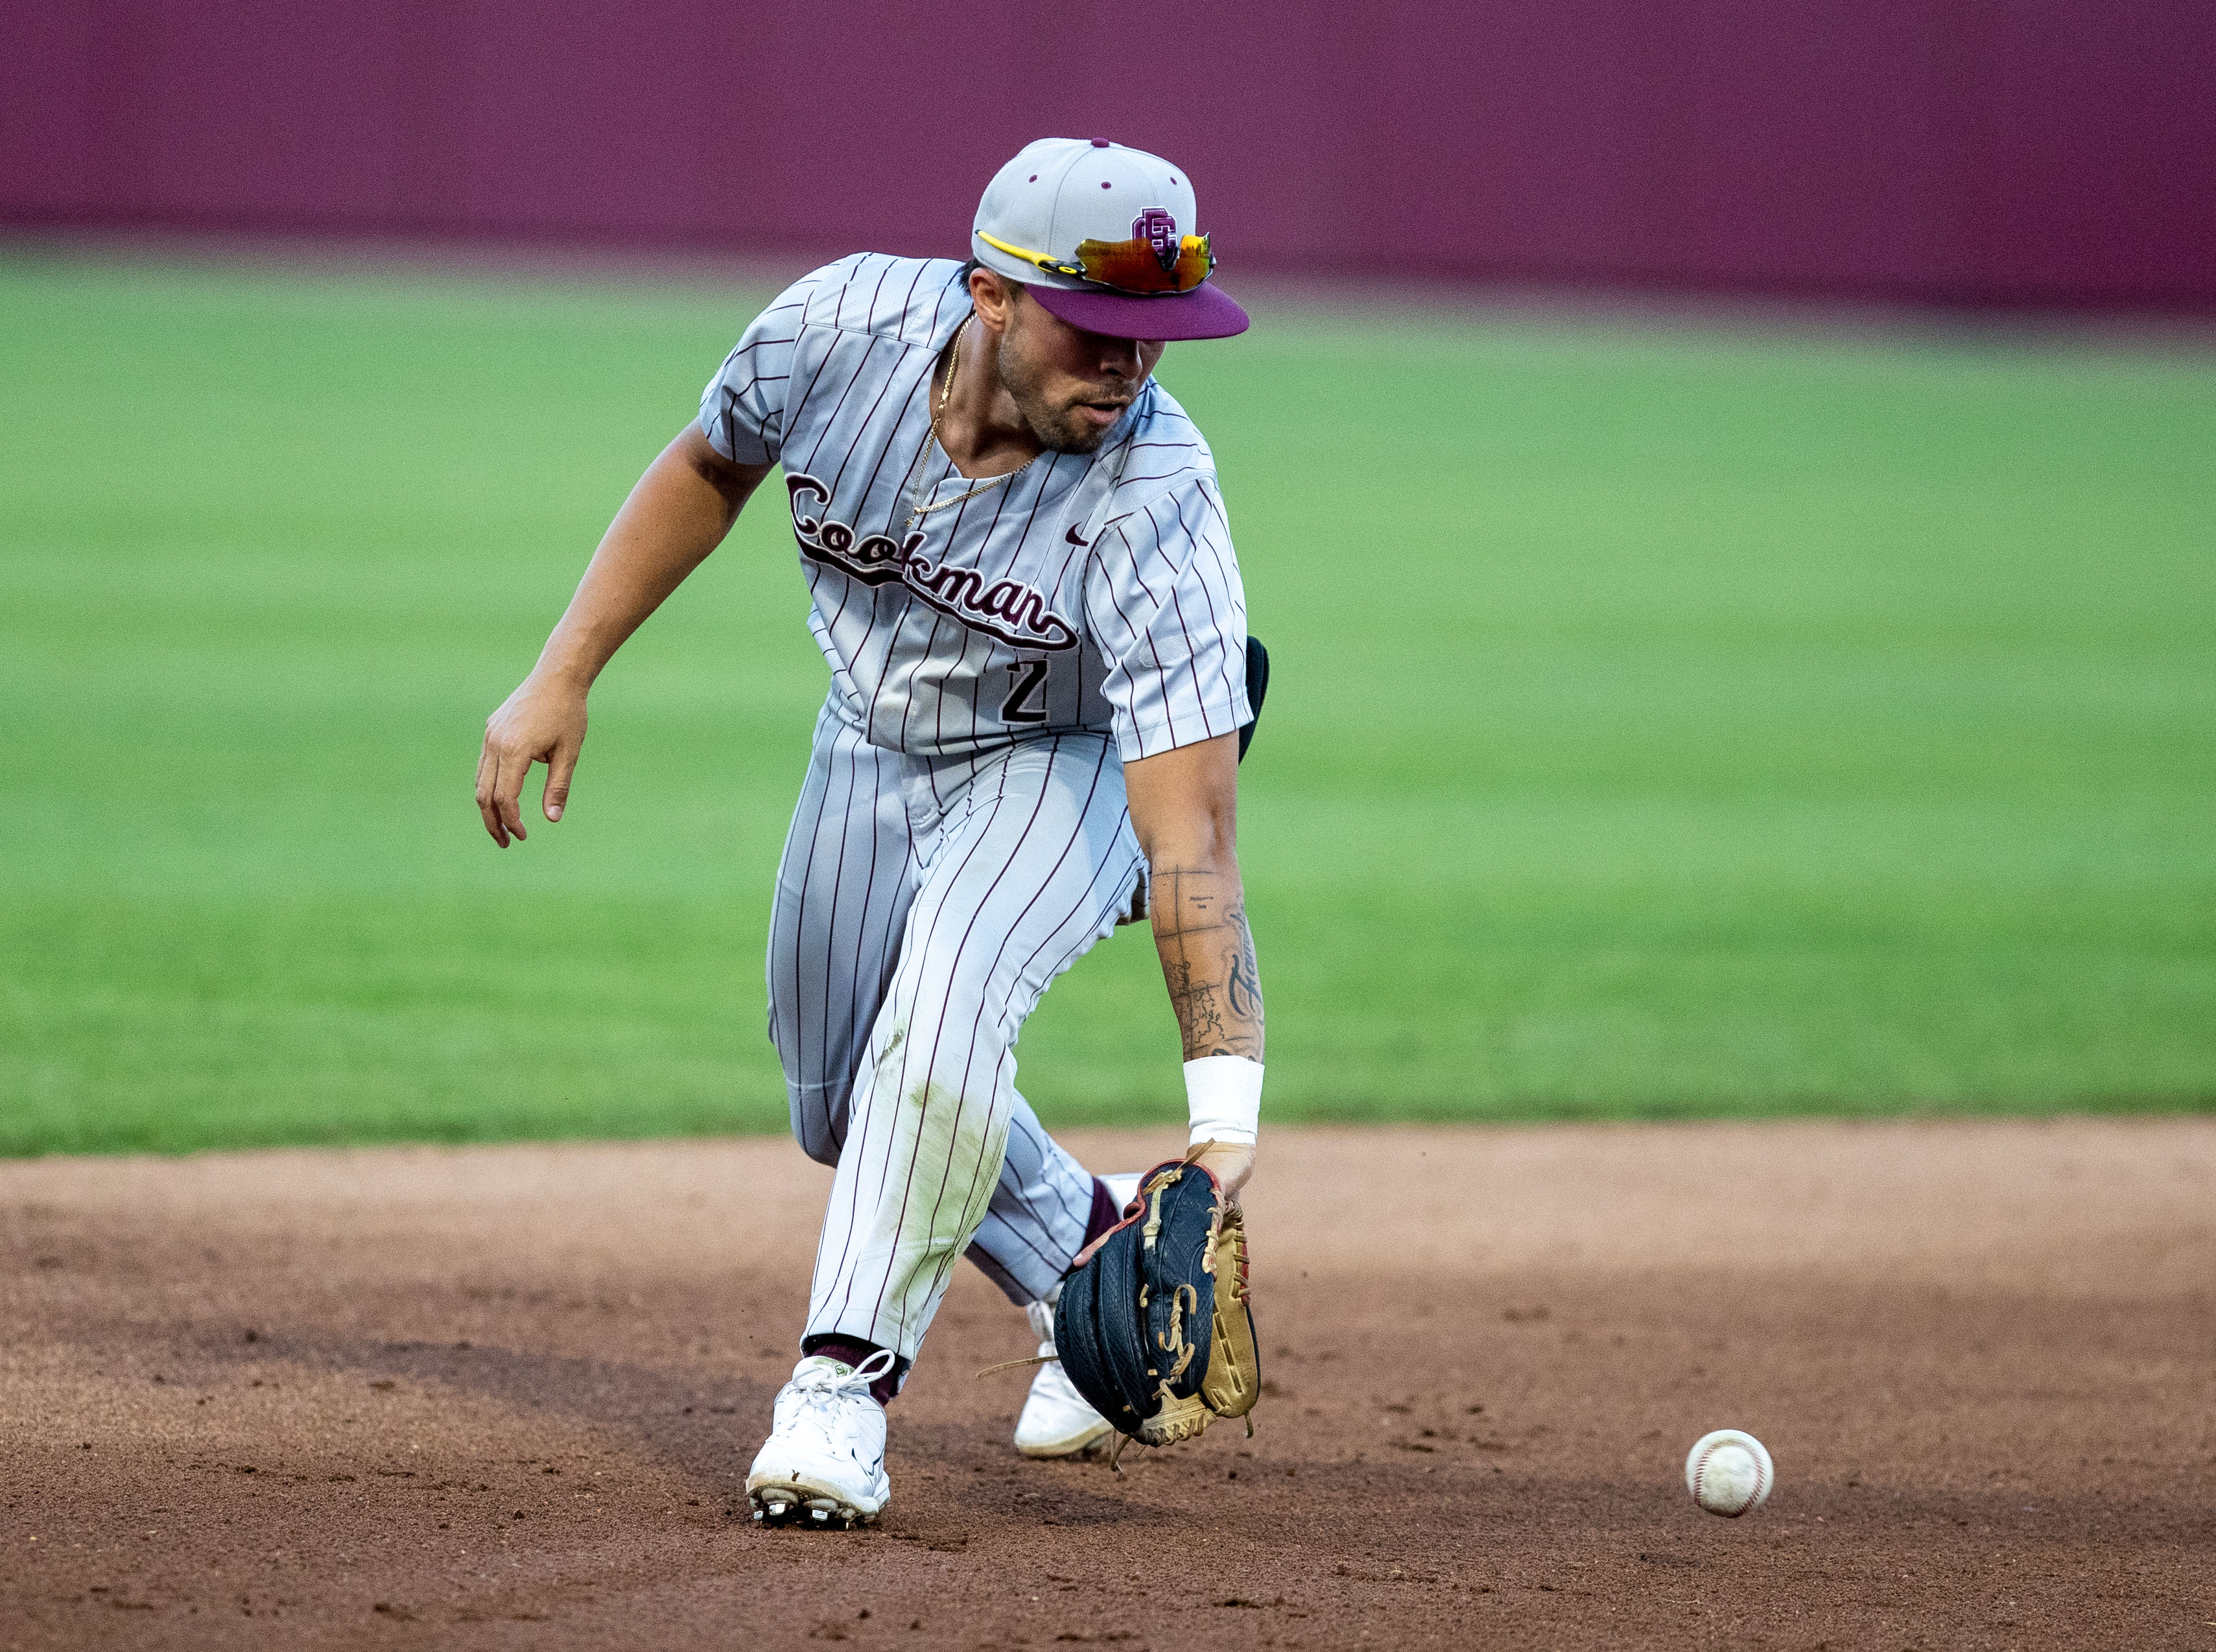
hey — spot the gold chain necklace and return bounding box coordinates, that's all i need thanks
[907,314,1038,529]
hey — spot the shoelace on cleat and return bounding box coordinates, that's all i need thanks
[786,1347,895,1439]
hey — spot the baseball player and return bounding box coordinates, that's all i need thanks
[474,137,1265,1528]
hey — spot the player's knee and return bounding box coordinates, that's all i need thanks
[876,976,1014,1073]
[788,1091,849,1166]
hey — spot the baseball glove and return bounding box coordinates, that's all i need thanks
[1053,1154,1260,1459]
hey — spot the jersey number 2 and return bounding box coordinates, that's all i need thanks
[1002,659,1050,724]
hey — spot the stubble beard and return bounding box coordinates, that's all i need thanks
[996,347,1127,456]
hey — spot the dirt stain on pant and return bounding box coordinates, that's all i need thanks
[836,1057,1011,1357]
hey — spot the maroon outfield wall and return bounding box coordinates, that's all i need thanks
[5,0,2213,307]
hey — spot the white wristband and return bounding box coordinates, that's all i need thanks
[1185,1054,1262,1147]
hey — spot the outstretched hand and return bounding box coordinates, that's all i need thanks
[475,673,587,847]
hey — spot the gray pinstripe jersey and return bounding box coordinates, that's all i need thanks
[698,254,1252,761]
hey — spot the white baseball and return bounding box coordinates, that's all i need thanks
[1684,1429,1773,1517]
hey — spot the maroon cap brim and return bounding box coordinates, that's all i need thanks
[1027,279,1249,342]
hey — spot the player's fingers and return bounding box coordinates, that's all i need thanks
[543,735,581,822]
[475,742,510,847]
[492,746,531,844]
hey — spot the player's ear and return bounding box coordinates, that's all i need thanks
[969,266,1019,333]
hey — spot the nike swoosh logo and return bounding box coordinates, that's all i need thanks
[1065,525,1089,547]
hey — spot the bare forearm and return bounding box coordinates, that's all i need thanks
[1124,732,1264,1065]
[475,427,766,847]
[1149,861,1265,1063]
[1124,726,1262,1195]
[534,428,765,687]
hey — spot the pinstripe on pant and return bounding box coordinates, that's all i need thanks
[770,694,1144,1367]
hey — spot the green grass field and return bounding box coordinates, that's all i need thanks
[3,251,2211,1155]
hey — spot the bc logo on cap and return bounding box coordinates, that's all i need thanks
[1135,209,1180,272]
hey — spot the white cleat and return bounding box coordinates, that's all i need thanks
[1014,1295,1114,1459]
[746,1350,895,1528]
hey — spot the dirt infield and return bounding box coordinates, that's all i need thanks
[3,1119,2211,1651]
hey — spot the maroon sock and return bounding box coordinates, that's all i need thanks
[1083,1175,1127,1249]
[801,1335,902,1406]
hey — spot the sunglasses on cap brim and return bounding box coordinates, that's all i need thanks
[976,229,1216,296]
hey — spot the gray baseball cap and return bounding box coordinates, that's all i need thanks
[971,138,1249,342]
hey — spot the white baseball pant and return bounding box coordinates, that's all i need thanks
[769,695,1144,1373]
